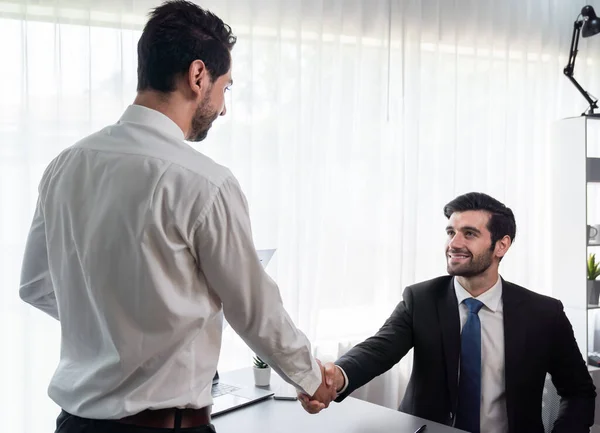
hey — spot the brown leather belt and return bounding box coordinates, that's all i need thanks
[118,407,211,428]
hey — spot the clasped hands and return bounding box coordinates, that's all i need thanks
[297,360,344,414]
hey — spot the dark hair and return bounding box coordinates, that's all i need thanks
[443,192,516,247]
[137,0,237,92]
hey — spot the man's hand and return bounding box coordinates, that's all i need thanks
[298,361,345,414]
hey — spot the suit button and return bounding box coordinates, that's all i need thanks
[449,412,454,419]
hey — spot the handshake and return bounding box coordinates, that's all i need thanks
[297,360,345,414]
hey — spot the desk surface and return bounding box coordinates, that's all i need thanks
[212,368,466,433]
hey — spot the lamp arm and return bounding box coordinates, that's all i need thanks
[566,75,598,110]
[564,20,582,76]
[564,19,599,114]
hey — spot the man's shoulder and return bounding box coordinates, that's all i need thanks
[502,280,563,309]
[406,275,454,296]
[167,146,233,188]
[73,124,234,189]
[405,277,562,305]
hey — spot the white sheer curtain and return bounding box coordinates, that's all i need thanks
[2,0,600,431]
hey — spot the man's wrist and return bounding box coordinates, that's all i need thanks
[335,365,349,394]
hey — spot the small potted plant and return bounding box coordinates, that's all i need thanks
[588,253,600,305]
[252,355,271,387]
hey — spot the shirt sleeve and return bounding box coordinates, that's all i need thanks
[193,176,322,396]
[19,194,59,320]
[336,365,349,395]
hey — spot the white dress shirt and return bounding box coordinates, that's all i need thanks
[19,104,322,419]
[337,277,507,433]
[455,277,507,433]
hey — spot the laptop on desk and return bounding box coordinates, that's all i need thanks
[211,370,274,417]
[211,249,277,417]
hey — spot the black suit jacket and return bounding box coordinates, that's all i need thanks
[335,276,596,433]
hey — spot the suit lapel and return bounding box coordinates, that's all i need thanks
[437,278,461,413]
[502,280,527,433]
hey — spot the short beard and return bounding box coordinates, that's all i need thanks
[447,247,494,278]
[188,93,218,142]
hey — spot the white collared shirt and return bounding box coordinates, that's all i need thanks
[19,104,322,419]
[454,277,507,433]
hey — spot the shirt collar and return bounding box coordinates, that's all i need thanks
[454,276,503,313]
[118,104,185,140]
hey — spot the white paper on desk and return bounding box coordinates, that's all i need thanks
[256,248,276,268]
[273,382,298,400]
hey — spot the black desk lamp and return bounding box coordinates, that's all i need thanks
[564,5,600,116]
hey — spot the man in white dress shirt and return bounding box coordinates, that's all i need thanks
[19,1,335,432]
[299,192,595,433]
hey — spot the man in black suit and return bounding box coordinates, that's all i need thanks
[299,192,596,433]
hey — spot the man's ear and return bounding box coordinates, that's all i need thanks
[187,59,209,98]
[495,235,512,260]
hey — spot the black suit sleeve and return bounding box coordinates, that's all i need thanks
[549,301,596,433]
[334,286,415,401]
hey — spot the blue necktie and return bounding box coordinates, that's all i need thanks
[455,298,484,433]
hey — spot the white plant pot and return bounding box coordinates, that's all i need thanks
[253,366,271,387]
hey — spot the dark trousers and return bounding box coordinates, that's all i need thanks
[55,411,217,433]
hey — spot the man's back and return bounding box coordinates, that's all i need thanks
[25,105,232,419]
[19,3,332,430]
